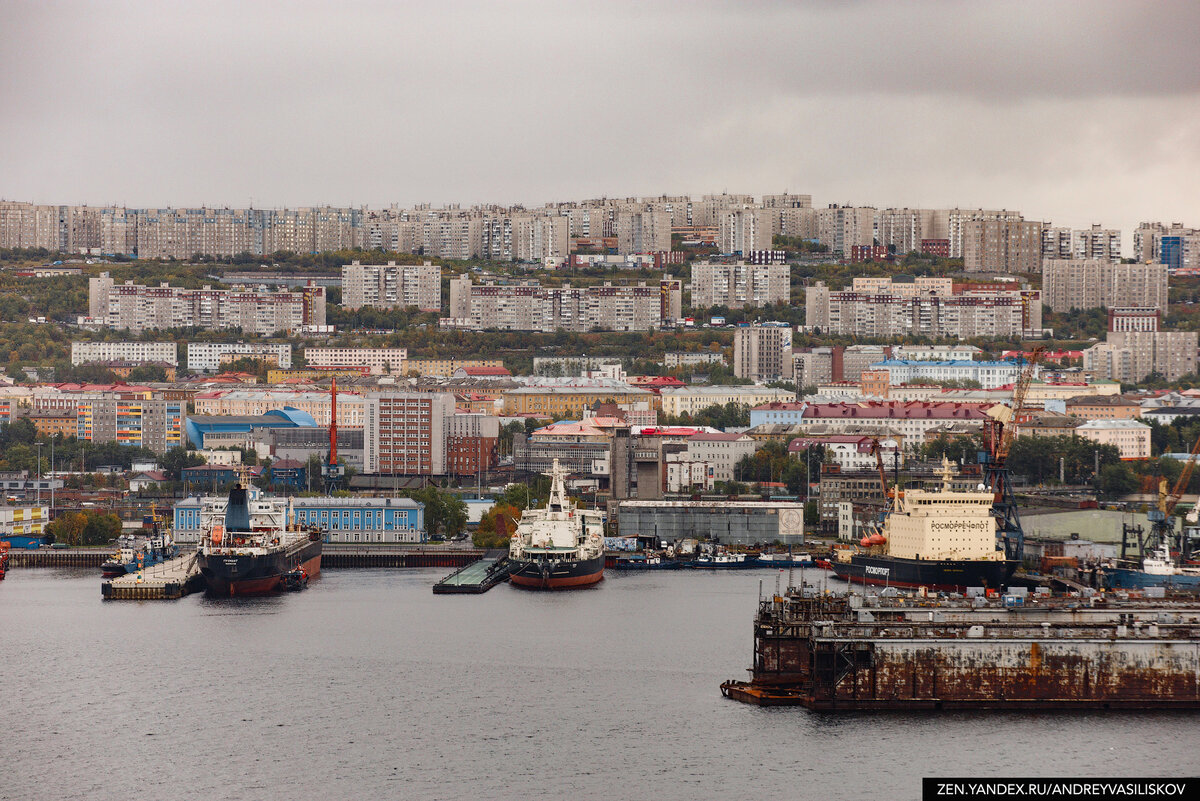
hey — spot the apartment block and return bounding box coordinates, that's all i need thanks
[363,392,456,475]
[944,209,1023,258]
[662,351,726,369]
[1075,224,1121,261]
[689,261,790,309]
[718,208,778,254]
[1042,227,1074,260]
[806,279,1042,339]
[875,208,942,255]
[816,206,875,254]
[733,324,793,382]
[88,274,324,335]
[1084,331,1199,383]
[962,218,1043,274]
[616,210,672,254]
[71,341,178,367]
[1042,259,1168,312]
[341,260,441,311]
[304,347,408,373]
[73,397,183,453]
[445,275,681,332]
[187,343,293,373]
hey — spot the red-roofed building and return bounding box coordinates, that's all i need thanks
[627,375,687,394]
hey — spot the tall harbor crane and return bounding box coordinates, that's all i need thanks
[323,377,344,494]
[983,347,1043,562]
[1144,433,1200,562]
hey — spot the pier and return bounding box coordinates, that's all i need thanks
[102,552,204,600]
[433,550,514,594]
[8,549,107,568]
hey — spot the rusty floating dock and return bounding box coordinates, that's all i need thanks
[102,552,204,601]
[723,588,1200,710]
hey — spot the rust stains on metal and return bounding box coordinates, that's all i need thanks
[722,591,1200,710]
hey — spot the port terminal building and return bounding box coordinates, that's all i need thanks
[615,499,805,546]
[173,494,425,544]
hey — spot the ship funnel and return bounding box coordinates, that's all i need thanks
[225,485,252,532]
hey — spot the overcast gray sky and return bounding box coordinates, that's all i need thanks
[2,0,1198,240]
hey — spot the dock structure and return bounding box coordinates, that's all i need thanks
[433,550,513,594]
[324,545,483,569]
[102,552,204,600]
[9,549,107,568]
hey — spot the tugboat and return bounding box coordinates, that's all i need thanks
[100,517,179,578]
[830,457,1017,592]
[196,485,323,596]
[1104,542,1200,591]
[508,460,605,589]
[688,545,756,569]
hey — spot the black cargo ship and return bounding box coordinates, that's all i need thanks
[830,551,1016,592]
[196,486,322,596]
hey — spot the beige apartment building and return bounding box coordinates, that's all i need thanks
[615,209,672,254]
[816,206,875,254]
[805,280,1042,339]
[962,218,1043,274]
[658,386,794,418]
[71,341,178,366]
[1084,331,1199,383]
[446,275,681,333]
[1075,420,1151,460]
[1074,224,1122,261]
[718,208,778,254]
[304,347,409,373]
[689,261,790,309]
[1042,259,1168,312]
[733,324,793,382]
[88,273,325,335]
[341,260,441,311]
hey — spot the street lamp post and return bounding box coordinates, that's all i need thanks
[36,442,43,506]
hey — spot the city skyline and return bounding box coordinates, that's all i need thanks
[2,1,1199,241]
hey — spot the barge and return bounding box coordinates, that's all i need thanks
[722,588,1200,710]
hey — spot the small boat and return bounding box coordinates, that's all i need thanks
[100,530,179,577]
[688,548,756,570]
[0,540,10,580]
[613,554,682,570]
[1104,543,1200,591]
[754,552,814,568]
[281,565,309,591]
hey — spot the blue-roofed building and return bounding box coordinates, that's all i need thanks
[869,359,1035,390]
[172,494,425,544]
[184,407,320,449]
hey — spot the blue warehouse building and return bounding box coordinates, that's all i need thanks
[184,407,319,449]
[173,493,426,544]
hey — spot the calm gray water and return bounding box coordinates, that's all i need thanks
[4,567,1197,801]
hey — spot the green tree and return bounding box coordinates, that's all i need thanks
[411,486,468,540]
[82,512,123,546]
[160,446,205,481]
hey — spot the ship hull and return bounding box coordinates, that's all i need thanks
[831,553,1016,592]
[509,553,604,590]
[199,538,322,597]
[1104,566,1200,591]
